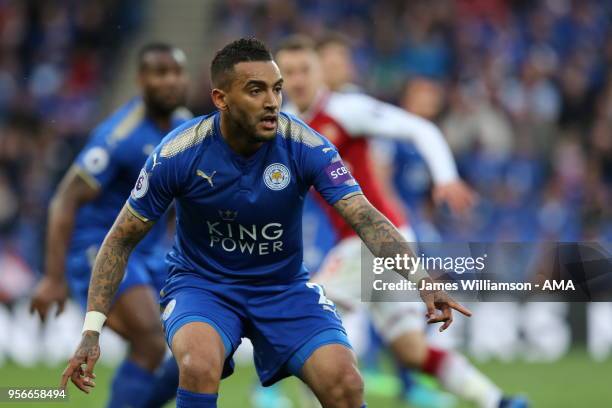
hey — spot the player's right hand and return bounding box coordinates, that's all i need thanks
[30,276,69,322]
[432,180,477,215]
[419,278,472,332]
[60,331,100,393]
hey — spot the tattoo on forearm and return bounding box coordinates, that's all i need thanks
[334,194,418,281]
[87,206,152,313]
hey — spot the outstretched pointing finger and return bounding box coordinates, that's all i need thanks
[448,300,472,317]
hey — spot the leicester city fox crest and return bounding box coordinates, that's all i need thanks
[263,163,290,191]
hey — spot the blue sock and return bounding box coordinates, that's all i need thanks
[176,388,218,408]
[143,357,180,408]
[107,359,155,408]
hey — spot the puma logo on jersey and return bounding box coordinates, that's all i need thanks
[322,147,333,153]
[196,170,216,187]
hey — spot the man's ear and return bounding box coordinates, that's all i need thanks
[211,88,228,111]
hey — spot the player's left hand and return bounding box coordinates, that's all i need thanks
[60,331,100,393]
[30,276,69,322]
[419,279,472,332]
[432,180,477,215]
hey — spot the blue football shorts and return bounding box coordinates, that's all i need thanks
[159,274,353,386]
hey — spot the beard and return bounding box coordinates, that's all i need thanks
[146,93,185,116]
[227,106,276,142]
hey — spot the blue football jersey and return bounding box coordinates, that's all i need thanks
[69,98,191,256]
[127,111,361,285]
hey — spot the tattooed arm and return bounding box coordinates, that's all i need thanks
[86,205,153,313]
[60,204,153,392]
[333,193,471,331]
[333,192,422,279]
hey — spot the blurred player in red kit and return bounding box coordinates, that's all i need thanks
[276,34,528,408]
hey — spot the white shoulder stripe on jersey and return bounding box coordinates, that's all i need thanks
[107,101,146,145]
[160,116,214,158]
[278,115,324,148]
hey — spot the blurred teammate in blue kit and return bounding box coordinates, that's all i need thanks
[31,43,190,407]
[61,38,470,408]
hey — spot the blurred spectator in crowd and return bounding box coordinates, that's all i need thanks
[0,0,143,302]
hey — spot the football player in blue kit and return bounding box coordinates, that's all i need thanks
[61,38,470,408]
[31,43,190,407]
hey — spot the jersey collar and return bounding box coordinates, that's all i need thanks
[213,112,272,167]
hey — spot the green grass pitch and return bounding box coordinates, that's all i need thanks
[0,349,610,407]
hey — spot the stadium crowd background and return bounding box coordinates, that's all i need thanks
[0,0,610,352]
[0,1,610,406]
[0,0,145,301]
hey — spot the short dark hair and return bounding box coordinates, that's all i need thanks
[276,34,316,54]
[315,32,351,52]
[138,42,178,70]
[210,38,273,89]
